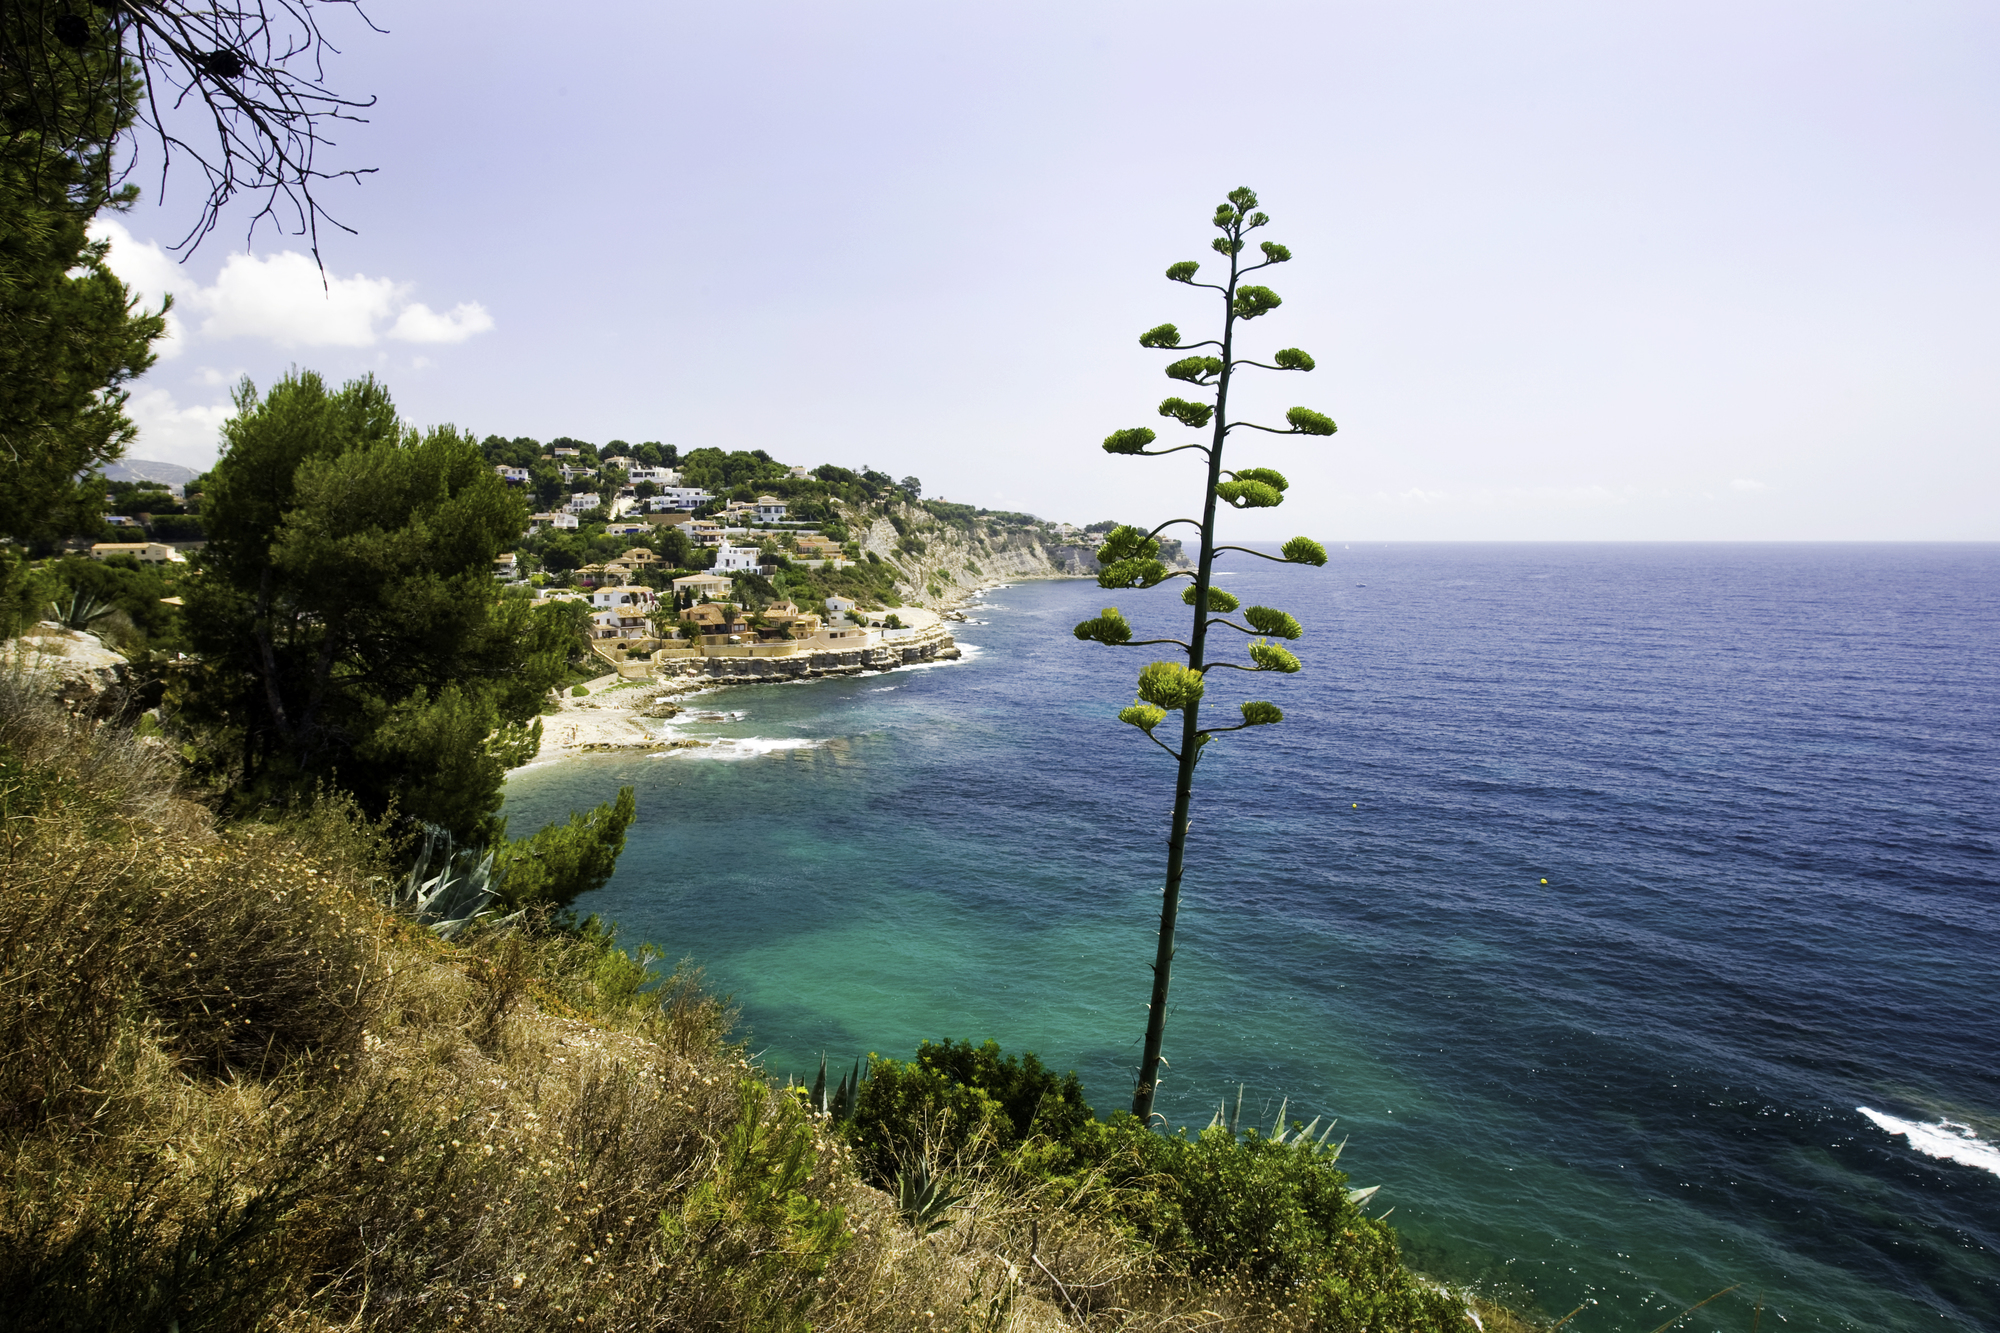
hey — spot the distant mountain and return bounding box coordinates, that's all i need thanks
[102,459,200,486]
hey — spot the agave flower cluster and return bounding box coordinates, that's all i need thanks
[1073,187,1336,1119]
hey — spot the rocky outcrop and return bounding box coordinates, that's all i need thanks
[651,635,961,685]
[842,501,1191,609]
[0,624,137,716]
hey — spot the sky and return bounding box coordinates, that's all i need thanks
[95,0,2000,540]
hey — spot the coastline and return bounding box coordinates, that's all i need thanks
[518,573,1082,766]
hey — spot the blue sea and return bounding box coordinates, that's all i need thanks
[502,544,2000,1331]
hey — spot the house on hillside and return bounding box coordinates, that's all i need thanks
[551,447,580,459]
[493,551,520,581]
[604,547,659,580]
[526,512,579,533]
[90,542,183,565]
[650,487,712,512]
[754,496,787,523]
[494,465,530,485]
[589,585,658,640]
[714,539,759,573]
[671,573,732,605]
[565,492,601,514]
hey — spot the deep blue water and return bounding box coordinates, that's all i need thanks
[503,544,2000,1331]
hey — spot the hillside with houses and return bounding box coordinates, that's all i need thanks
[476,437,1186,685]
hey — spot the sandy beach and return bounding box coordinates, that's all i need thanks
[522,585,1020,765]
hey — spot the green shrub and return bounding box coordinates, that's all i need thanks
[570,683,589,697]
[848,1038,1093,1182]
[1094,1118,1466,1330]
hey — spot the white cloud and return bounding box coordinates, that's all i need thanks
[89,219,188,357]
[197,250,402,347]
[389,302,494,344]
[87,219,493,352]
[123,387,236,470]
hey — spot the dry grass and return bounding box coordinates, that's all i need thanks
[0,681,1509,1332]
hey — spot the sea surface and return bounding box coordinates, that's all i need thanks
[502,544,1999,1331]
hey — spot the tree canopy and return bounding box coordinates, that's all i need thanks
[0,1,166,546]
[180,371,585,843]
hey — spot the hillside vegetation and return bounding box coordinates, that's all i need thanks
[0,680,1530,1333]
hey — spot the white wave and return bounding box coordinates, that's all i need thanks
[1858,1107,2000,1178]
[897,642,980,669]
[665,736,824,761]
[868,685,901,692]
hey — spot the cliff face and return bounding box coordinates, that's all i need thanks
[838,500,1190,609]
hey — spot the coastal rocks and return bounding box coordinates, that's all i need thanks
[650,636,958,685]
[0,624,136,716]
[837,498,1190,610]
[572,738,709,753]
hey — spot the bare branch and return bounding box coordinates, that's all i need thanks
[0,1,382,263]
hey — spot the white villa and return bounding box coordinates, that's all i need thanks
[565,492,601,514]
[714,539,760,573]
[754,495,787,523]
[527,511,579,532]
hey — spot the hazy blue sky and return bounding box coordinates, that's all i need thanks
[99,1,1998,539]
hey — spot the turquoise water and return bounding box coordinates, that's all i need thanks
[502,545,1999,1331]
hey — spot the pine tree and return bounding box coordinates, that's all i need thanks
[1075,187,1335,1121]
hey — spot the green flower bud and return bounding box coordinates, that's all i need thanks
[1248,640,1302,673]
[1232,285,1282,320]
[1281,536,1328,566]
[1120,703,1169,733]
[1231,467,1289,492]
[1095,525,1161,565]
[1103,427,1156,455]
[1246,211,1270,228]
[1239,700,1283,726]
[1183,585,1240,612]
[1260,242,1292,264]
[1099,558,1170,590]
[1227,187,1260,211]
[1212,236,1244,255]
[1244,606,1303,640]
[1140,321,1184,346]
[1165,262,1200,284]
[1213,204,1237,228]
[1215,480,1283,509]
[1137,660,1206,711]
[1272,347,1314,371]
[1285,406,1337,435]
[1074,608,1132,645]
[1158,396,1214,428]
[1165,356,1224,384]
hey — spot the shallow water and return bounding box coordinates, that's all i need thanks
[503,544,2000,1331]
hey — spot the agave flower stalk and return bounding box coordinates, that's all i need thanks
[1076,187,1334,1121]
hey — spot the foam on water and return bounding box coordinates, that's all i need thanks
[668,736,822,761]
[1858,1108,2000,1179]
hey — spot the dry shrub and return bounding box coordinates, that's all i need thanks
[0,678,1497,1333]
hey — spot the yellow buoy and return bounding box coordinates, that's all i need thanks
[1540,878,1548,884]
